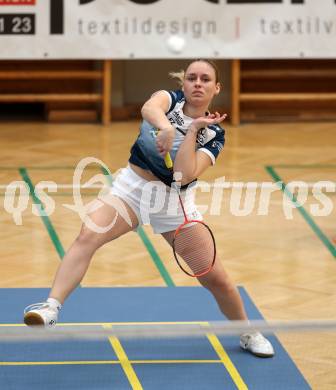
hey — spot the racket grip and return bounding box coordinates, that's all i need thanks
[164,153,173,170]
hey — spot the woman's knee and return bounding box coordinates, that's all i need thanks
[75,226,106,249]
[199,272,234,294]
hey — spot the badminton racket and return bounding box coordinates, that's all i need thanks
[164,152,216,277]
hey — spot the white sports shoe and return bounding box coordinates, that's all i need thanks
[23,298,61,328]
[240,332,275,357]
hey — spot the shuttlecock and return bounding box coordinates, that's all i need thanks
[166,35,186,54]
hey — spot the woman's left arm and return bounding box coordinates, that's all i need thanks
[174,112,227,185]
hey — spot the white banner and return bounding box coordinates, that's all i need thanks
[0,0,335,59]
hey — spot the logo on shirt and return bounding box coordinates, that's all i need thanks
[197,128,207,145]
[197,128,217,146]
[212,140,223,152]
[171,111,184,126]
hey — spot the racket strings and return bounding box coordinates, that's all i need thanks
[173,222,215,276]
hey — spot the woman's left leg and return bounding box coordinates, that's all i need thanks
[161,230,248,321]
[161,228,274,357]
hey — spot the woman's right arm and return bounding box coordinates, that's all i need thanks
[141,91,175,156]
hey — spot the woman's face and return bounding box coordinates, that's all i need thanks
[183,61,220,107]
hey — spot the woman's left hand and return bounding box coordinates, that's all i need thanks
[191,112,227,132]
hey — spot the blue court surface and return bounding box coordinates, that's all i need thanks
[0,287,310,389]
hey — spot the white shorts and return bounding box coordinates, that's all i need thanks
[110,165,202,234]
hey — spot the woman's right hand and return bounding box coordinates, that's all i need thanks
[156,126,175,157]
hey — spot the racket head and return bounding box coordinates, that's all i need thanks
[172,220,216,278]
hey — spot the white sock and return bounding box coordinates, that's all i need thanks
[245,320,258,335]
[47,297,62,311]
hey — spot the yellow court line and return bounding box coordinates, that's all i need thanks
[0,321,209,327]
[205,325,248,390]
[0,361,120,366]
[0,359,222,366]
[104,324,143,390]
[132,360,222,364]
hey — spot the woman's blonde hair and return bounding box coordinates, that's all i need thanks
[169,70,185,87]
[169,59,220,87]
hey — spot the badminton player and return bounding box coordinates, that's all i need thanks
[24,59,274,357]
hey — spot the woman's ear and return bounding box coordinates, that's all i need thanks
[214,82,221,95]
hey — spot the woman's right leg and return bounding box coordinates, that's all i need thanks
[50,195,139,304]
[24,195,139,326]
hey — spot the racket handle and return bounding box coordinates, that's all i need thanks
[164,152,173,170]
[156,128,173,170]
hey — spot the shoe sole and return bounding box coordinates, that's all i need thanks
[240,345,274,358]
[24,312,45,326]
[249,351,274,358]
